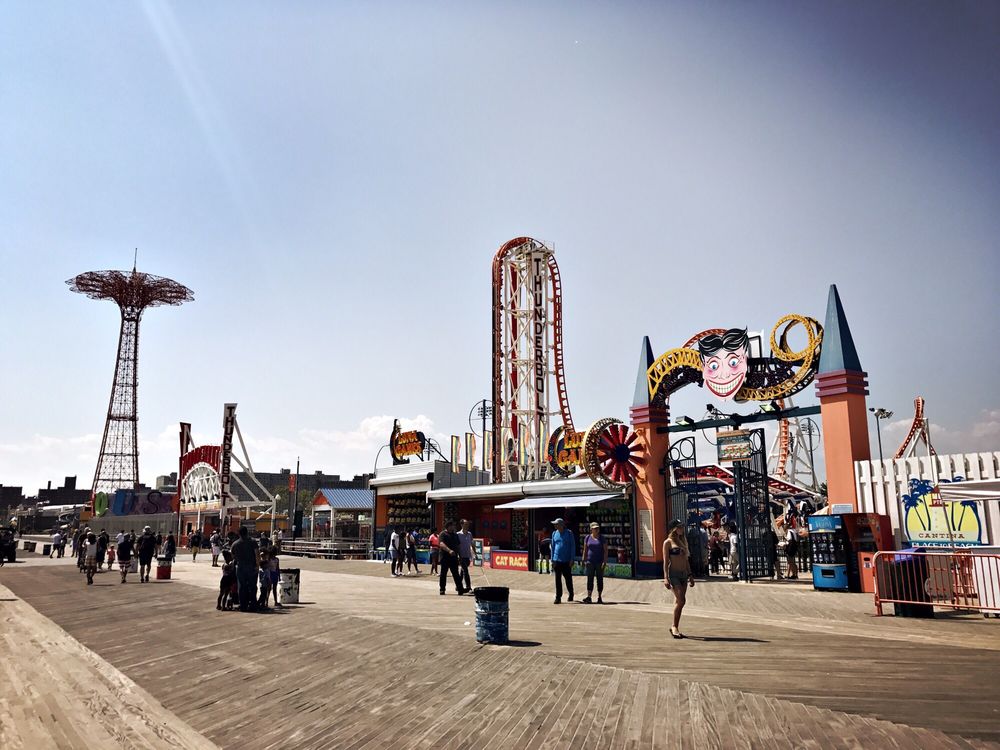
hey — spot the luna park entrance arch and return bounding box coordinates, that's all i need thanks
[651,316,823,581]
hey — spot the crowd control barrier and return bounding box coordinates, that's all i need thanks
[873,550,1000,618]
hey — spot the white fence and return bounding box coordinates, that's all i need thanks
[855,452,1000,548]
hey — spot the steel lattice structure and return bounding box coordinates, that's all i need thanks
[68,267,193,500]
[894,396,936,459]
[491,238,575,482]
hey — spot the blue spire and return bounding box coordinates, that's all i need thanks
[818,284,863,373]
[632,336,656,408]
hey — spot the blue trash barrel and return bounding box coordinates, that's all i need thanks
[473,586,509,644]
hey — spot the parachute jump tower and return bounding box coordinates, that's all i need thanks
[68,264,194,500]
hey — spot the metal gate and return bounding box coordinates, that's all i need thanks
[732,429,773,581]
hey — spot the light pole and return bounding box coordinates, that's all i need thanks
[869,407,893,463]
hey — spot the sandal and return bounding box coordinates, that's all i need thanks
[670,627,683,639]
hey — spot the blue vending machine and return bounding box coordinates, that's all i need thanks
[808,515,849,591]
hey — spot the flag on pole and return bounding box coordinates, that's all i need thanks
[517,429,527,467]
[484,431,494,472]
[451,435,461,474]
[466,433,476,471]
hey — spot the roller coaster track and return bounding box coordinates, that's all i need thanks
[894,396,936,459]
[491,238,576,481]
[775,398,790,478]
[547,253,574,434]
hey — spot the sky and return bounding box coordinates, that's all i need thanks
[1,1,998,495]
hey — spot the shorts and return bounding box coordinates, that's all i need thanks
[668,572,689,588]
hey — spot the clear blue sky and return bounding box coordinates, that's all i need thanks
[1,1,998,494]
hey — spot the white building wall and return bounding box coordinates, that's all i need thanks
[855,452,1000,547]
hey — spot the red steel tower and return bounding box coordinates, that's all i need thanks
[68,266,193,500]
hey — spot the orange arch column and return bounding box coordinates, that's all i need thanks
[629,337,671,575]
[815,285,871,511]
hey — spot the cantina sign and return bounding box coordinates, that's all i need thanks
[390,419,426,464]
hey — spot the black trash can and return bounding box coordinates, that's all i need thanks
[473,586,509,644]
[892,551,934,618]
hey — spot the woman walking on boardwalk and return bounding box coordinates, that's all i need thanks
[663,519,694,639]
[428,528,440,575]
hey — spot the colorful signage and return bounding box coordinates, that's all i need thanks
[647,314,823,407]
[219,403,237,521]
[451,435,461,474]
[547,426,584,477]
[698,328,750,401]
[389,419,426,463]
[490,549,529,571]
[466,433,476,472]
[473,538,484,567]
[903,478,983,546]
[93,489,177,517]
[717,430,752,463]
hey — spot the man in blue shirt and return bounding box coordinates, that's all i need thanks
[549,518,576,604]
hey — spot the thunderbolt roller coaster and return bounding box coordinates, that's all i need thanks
[490,238,645,490]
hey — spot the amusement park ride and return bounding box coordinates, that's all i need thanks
[490,238,645,490]
[177,404,282,533]
[767,397,821,493]
[894,396,937,459]
[489,236,828,496]
[68,263,193,501]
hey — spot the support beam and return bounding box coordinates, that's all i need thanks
[658,406,821,434]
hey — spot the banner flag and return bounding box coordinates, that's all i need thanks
[484,431,494,471]
[451,435,461,474]
[466,433,476,471]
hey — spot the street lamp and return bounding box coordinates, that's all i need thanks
[869,407,894,463]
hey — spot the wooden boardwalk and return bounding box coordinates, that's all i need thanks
[2,553,999,749]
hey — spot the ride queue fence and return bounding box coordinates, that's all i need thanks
[872,550,1000,616]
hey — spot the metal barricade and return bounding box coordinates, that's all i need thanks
[872,550,1000,617]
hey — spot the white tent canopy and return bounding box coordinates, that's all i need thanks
[936,479,1000,503]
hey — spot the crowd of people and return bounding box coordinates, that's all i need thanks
[67,525,167,584]
[54,524,287,607]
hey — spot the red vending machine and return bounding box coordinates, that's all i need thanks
[841,513,894,593]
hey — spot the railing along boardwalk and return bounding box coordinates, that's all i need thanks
[280,537,369,559]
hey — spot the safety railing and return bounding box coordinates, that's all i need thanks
[872,550,1000,616]
[281,538,370,559]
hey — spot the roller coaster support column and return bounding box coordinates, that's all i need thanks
[815,285,870,512]
[630,336,671,576]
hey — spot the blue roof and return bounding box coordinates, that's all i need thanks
[314,488,374,510]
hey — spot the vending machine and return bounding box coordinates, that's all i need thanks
[808,512,894,592]
[808,515,849,590]
[841,513,894,593]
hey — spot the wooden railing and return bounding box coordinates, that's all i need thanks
[280,538,370,559]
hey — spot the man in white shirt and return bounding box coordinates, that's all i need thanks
[116,530,125,546]
[389,528,401,577]
[50,530,62,558]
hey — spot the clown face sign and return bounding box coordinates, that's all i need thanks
[697,329,749,400]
